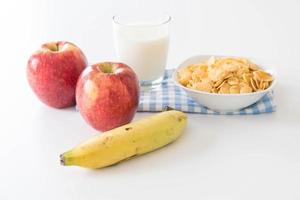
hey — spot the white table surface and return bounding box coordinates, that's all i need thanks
[1,0,300,199]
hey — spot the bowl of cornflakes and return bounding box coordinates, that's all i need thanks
[173,55,276,112]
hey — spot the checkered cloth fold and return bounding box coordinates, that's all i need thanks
[138,69,276,114]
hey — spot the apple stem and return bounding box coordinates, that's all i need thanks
[55,43,59,51]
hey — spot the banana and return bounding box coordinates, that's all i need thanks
[60,110,187,169]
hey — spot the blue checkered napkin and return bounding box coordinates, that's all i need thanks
[138,69,276,114]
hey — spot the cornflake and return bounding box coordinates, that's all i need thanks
[177,56,273,94]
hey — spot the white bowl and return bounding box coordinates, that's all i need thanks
[173,55,276,112]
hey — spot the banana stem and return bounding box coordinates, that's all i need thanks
[163,106,175,111]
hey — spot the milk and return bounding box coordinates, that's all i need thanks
[114,25,169,82]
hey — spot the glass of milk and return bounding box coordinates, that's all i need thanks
[113,14,171,90]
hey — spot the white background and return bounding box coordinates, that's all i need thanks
[0,0,300,199]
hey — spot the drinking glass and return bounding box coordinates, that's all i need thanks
[113,13,171,90]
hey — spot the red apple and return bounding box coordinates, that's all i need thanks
[27,41,87,108]
[76,62,140,131]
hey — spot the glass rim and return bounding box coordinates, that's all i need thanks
[112,14,171,27]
